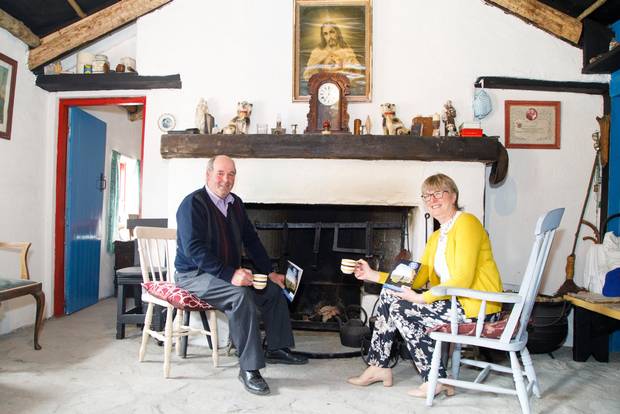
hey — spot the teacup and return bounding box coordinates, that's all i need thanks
[253,273,268,290]
[340,259,357,274]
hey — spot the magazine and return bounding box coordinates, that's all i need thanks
[283,260,303,302]
[383,260,421,292]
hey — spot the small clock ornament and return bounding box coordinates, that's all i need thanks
[305,72,351,134]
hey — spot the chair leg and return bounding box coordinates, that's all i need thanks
[175,309,183,357]
[521,347,541,398]
[426,339,443,407]
[138,302,154,362]
[199,310,213,349]
[163,305,174,378]
[116,284,127,340]
[451,343,462,380]
[510,351,531,414]
[208,310,219,367]
[180,310,191,359]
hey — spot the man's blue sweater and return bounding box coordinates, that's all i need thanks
[175,187,272,283]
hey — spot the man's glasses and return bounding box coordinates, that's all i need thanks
[421,190,448,201]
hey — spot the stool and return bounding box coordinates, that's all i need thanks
[115,266,164,339]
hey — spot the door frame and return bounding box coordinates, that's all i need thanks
[54,97,147,316]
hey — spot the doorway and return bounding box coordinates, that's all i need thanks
[54,97,146,316]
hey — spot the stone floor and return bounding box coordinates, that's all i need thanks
[1,298,619,413]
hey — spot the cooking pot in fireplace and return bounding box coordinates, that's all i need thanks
[336,305,370,348]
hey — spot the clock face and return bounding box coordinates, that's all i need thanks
[318,82,340,106]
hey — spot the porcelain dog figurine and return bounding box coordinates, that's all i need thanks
[222,101,253,134]
[381,103,410,135]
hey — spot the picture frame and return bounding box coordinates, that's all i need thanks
[504,100,561,149]
[293,0,372,102]
[0,52,18,140]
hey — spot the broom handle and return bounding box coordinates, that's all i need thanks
[570,156,598,255]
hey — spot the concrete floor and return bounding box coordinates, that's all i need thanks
[1,298,620,414]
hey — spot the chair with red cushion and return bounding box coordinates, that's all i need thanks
[135,226,219,378]
[425,208,564,414]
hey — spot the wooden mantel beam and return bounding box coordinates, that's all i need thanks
[0,9,41,48]
[28,0,172,70]
[485,0,582,45]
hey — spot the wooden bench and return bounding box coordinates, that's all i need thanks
[564,292,620,362]
[0,242,45,350]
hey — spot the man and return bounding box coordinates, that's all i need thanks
[175,155,307,396]
[302,22,363,82]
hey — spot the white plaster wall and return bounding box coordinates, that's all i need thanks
[136,0,608,296]
[82,106,142,299]
[0,28,50,335]
[1,0,611,336]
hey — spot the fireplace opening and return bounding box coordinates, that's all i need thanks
[243,204,413,331]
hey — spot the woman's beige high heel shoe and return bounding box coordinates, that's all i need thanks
[407,382,455,398]
[347,365,393,387]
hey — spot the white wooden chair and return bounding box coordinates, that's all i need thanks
[135,226,219,378]
[425,208,565,414]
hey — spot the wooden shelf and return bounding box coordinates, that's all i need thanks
[35,73,182,92]
[582,46,620,74]
[161,134,509,184]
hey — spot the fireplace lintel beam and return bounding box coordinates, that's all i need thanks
[160,134,507,184]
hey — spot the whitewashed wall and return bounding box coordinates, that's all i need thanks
[137,0,607,295]
[0,0,611,335]
[0,28,50,334]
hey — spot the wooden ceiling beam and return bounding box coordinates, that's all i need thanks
[577,0,606,21]
[67,0,87,19]
[485,0,582,45]
[0,9,41,48]
[28,0,172,70]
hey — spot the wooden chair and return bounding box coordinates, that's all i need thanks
[0,242,45,350]
[134,227,218,378]
[425,208,564,414]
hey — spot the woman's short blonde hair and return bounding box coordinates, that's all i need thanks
[422,173,462,210]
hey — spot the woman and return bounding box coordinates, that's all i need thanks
[347,173,503,397]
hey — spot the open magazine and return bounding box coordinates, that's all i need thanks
[383,260,421,292]
[283,260,303,302]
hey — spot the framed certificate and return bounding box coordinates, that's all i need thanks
[505,100,560,149]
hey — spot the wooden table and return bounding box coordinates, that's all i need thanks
[0,278,45,350]
[564,293,620,362]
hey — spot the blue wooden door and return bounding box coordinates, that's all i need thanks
[65,107,107,314]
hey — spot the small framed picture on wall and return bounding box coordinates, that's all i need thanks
[505,100,561,149]
[0,52,18,140]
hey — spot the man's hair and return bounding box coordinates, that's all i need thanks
[207,157,216,172]
[422,173,462,210]
[319,22,348,49]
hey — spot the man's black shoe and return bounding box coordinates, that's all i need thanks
[265,348,309,365]
[238,369,270,395]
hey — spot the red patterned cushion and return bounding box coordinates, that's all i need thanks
[427,317,517,339]
[142,281,214,311]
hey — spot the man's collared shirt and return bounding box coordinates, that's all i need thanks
[205,185,234,217]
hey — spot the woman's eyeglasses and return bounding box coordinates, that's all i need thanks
[421,190,448,201]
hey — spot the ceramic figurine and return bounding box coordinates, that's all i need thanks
[365,115,372,135]
[442,100,457,136]
[222,101,253,134]
[195,98,215,134]
[380,103,410,135]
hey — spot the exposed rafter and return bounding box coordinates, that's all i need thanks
[0,9,41,48]
[28,0,172,70]
[577,0,607,21]
[485,0,582,45]
[67,0,87,18]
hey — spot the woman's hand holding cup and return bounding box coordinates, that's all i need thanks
[353,259,381,283]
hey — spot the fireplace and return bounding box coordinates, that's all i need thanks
[244,203,413,331]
